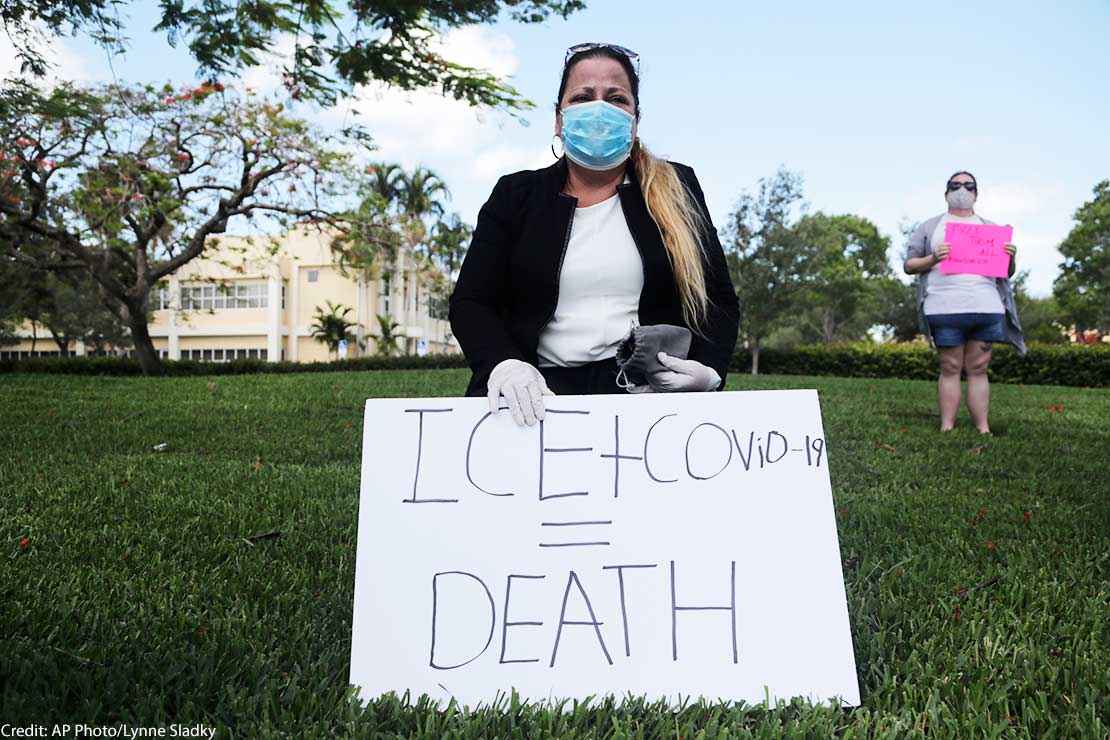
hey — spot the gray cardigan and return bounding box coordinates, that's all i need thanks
[904,213,1026,355]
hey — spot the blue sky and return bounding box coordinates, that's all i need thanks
[7,0,1108,296]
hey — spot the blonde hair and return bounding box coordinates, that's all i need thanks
[631,141,711,333]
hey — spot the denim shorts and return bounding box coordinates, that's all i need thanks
[926,313,1006,347]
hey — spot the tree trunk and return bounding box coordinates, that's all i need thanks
[822,312,836,343]
[47,326,71,356]
[127,310,164,375]
[750,338,761,375]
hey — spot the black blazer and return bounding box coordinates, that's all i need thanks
[449,158,741,397]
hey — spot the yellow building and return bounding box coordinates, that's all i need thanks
[2,226,458,362]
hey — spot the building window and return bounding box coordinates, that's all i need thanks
[379,275,391,315]
[4,350,64,358]
[179,347,264,362]
[427,293,450,320]
[180,282,268,310]
[307,269,319,283]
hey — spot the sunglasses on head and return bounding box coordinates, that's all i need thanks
[564,42,640,75]
[947,181,977,192]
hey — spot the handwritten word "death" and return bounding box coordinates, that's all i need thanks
[429,561,738,670]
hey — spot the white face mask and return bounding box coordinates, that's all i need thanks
[946,188,976,210]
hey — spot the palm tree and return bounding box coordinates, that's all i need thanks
[430,213,471,281]
[398,167,449,220]
[374,313,405,357]
[309,301,357,357]
[388,167,451,322]
[347,165,455,328]
[364,163,405,211]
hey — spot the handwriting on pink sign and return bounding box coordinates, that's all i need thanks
[941,223,1013,278]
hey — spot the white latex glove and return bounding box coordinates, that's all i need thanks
[649,352,722,392]
[487,359,555,426]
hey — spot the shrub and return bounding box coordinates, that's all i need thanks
[0,353,470,377]
[3,343,1107,387]
[729,342,1109,387]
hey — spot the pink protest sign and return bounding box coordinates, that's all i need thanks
[941,222,1013,278]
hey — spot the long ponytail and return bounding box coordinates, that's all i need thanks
[632,140,711,334]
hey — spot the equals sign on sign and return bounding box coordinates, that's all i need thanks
[539,520,613,549]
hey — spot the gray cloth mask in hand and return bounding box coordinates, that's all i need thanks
[614,324,693,391]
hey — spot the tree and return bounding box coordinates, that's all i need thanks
[1013,271,1066,344]
[791,213,893,343]
[396,167,453,305]
[364,163,405,207]
[398,167,449,222]
[341,163,456,323]
[395,166,449,269]
[0,80,388,374]
[430,213,471,279]
[5,1,585,109]
[1053,180,1110,336]
[871,277,921,343]
[343,162,450,276]
[723,168,814,374]
[425,213,471,298]
[373,313,403,357]
[0,318,17,349]
[308,300,357,356]
[9,268,132,355]
[0,253,37,349]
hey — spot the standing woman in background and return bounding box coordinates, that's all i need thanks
[903,171,1026,433]
[449,43,740,426]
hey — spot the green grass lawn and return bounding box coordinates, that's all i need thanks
[1,370,1107,738]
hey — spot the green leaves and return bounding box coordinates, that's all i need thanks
[1053,180,1110,334]
[791,212,894,343]
[723,169,902,366]
[308,300,357,354]
[724,167,811,359]
[1,79,367,373]
[6,1,586,110]
[373,313,403,357]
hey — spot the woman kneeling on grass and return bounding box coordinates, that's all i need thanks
[903,171,1026,434]
[448,43,740,426]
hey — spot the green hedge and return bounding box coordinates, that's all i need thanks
[3,342,1108,387]
[0,353,470,377]
[731,342,1110,388]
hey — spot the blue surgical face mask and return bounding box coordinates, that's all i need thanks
[559,100,635,171]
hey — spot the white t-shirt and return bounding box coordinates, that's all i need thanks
[536,192,644,367]
[923,212,1004,315]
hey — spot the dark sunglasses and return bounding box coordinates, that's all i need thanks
[564,42,640,75]
[947,181,977,192]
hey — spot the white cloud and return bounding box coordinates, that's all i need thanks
[239,35,295,95]
[1007,230,1063,296]
[473,145,551,181]
[974,183,1070,225]
[436,25,519,78]
[0,31,104,85]
[305,25,550,221]
[211,24,548,223]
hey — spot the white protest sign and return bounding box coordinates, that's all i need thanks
[350,390,859,707]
